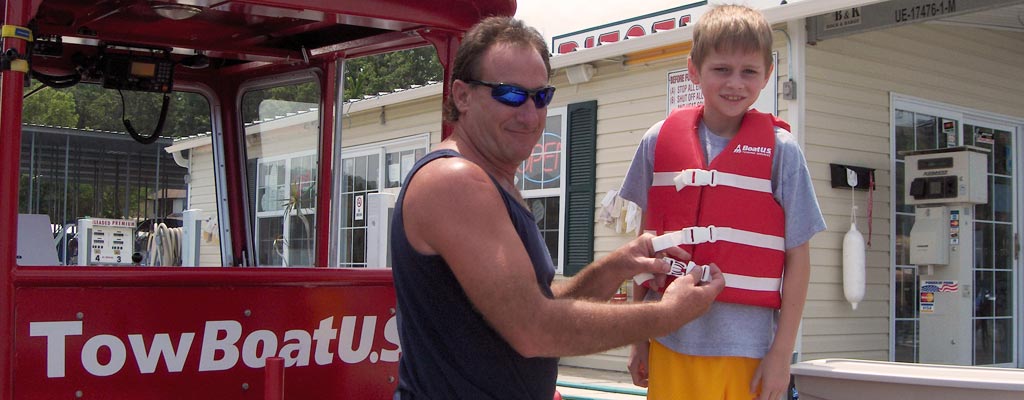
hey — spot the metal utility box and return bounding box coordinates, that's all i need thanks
[77,218,135,266]
[904,147,988,206]
[365,192,397,268]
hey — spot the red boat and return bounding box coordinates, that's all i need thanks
[0,1,515,398]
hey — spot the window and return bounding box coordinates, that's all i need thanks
[18,80,213,266]
[254,152,317,266]
[241,75,321,267]
[517,108,567,273]
[335,135,428,267]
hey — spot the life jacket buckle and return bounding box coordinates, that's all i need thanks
[673,169,717,191]
[681,225,717,244]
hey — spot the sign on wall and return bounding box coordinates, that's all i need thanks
[808,0,1020,42]
[552,2,705,55]
[551,0,790,55]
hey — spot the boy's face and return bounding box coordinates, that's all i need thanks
[689,48,773,128]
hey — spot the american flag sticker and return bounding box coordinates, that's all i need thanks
[922,280,958,293]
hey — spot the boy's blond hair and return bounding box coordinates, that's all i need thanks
[690,5,773,72]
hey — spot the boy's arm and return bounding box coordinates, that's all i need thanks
[752,242,810,400]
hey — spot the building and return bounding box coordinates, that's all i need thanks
[168,0,1024,369]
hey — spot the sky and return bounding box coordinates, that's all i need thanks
[513,0,685,45]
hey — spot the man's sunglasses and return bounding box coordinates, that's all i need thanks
[465,79,556,109]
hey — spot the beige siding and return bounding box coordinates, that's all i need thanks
[801,23,1024,361]
[181,89,443,265]
[553,58,676,263]
[339,96,442,147]
[184,144,223,266]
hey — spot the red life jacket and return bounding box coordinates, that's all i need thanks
[646,106,789,309]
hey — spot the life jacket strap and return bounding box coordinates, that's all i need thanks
[652,170,772,193]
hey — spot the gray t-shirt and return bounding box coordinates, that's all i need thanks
[619,119,826,358]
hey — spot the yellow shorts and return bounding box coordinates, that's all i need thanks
[647,340,761,400]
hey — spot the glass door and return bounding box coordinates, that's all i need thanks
[964,118,1017,367]
[334,135,427,267]
[892,96,1020,367]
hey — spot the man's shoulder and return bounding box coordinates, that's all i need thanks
[414,156,488,184]
[405,157,498,208]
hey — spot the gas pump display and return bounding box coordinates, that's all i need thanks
[904,147,988,365]
[76,218,136,266]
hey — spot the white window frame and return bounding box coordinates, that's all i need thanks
[331,133,430,267]
[519,106,568,274]
[254,149,318,267]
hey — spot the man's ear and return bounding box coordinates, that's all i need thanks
[452,79,473,115]
[687,56,701,85]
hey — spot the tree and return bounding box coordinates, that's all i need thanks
[343,46,442,100]
[22,83,79,127]
[23,45,441,134]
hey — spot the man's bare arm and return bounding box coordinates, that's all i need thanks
[403,158,723,358]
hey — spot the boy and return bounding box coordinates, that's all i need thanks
[620,5,825,400]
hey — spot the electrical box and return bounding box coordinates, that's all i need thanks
[181,209,202,267]
[904,147,988,206]
[365,192,397,268]
[77,218,135,266]
[909,206,949,265]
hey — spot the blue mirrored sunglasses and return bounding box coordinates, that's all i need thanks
[465,79,556,109]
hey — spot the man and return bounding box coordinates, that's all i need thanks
[391,16,724,400]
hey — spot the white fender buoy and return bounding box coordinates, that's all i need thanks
[843,221,866,310]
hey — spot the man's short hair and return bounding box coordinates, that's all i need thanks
[443,16,551,122]
[690,5,773,72]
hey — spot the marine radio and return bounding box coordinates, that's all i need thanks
[99,49,174,93]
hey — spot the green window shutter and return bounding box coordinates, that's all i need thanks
[563,100,597,276]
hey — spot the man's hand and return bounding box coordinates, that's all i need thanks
[659,262,724,325]
[610,233,692,281]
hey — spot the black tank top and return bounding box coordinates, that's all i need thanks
[391,149,558,400]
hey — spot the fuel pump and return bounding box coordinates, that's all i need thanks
[904,146,988,365]
[76,217,136,266]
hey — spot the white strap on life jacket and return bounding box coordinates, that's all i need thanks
[722,273,782,292]
[652,169,771,193]
[633,259,781,292]
[633,259,711,287]
[648,226,784,253]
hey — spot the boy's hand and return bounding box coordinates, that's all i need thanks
[628,341,651,387]
[751,348,791,400]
